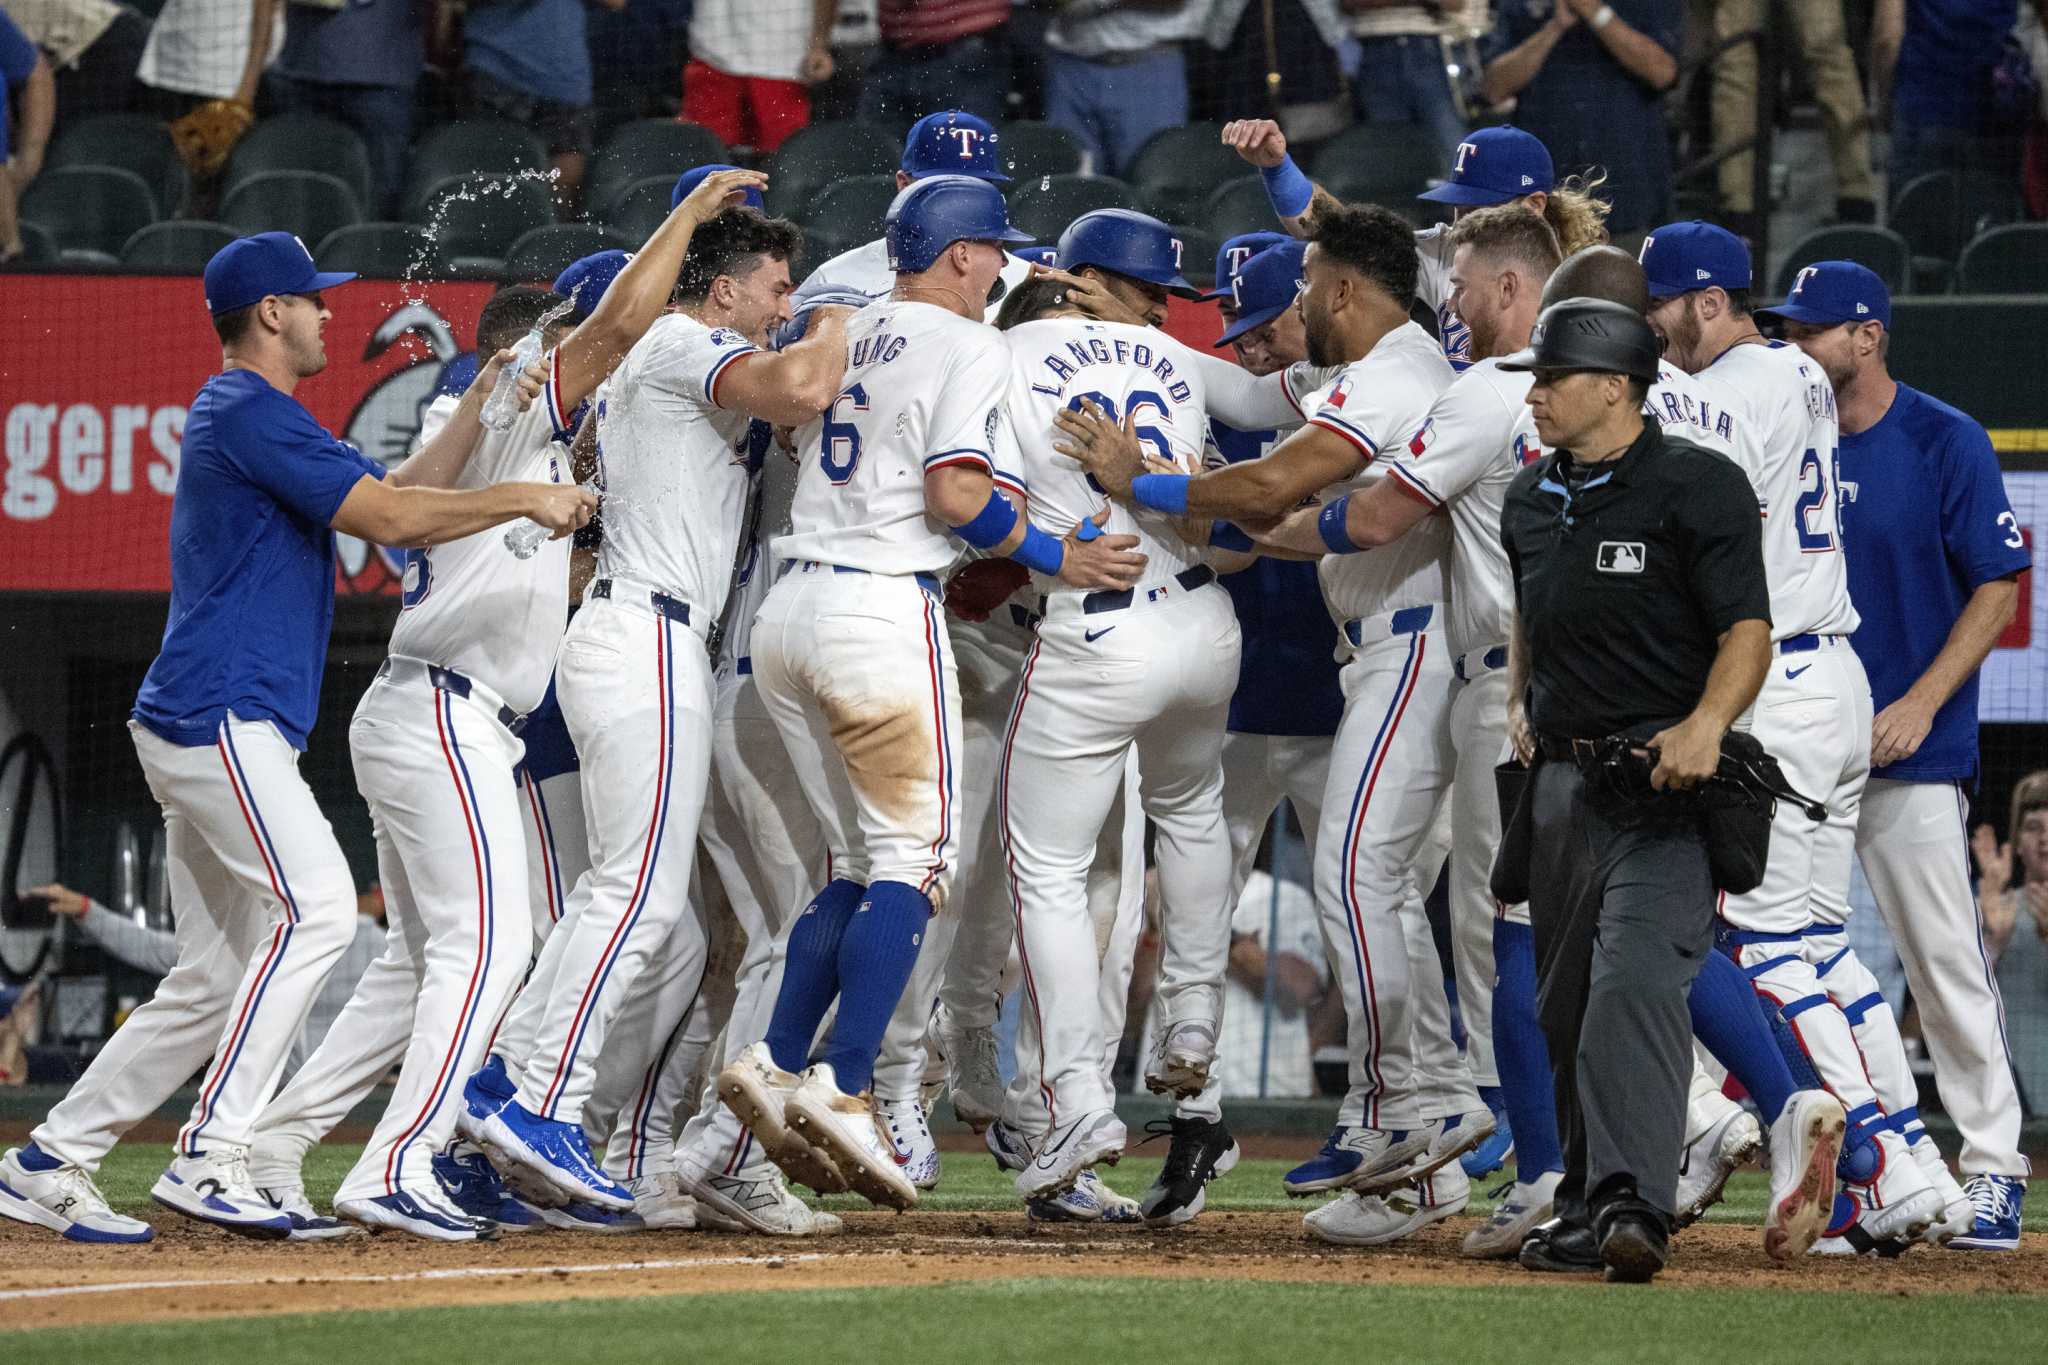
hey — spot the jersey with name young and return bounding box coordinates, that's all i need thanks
[779,300,1015,576]
[391,376,572,715]
[594,311,766,617]
[1308,321,1458,626]
[1840,383,2031,782]
[1695,339,1858,640]
[133,368,386,750]
[792,237,1036,325]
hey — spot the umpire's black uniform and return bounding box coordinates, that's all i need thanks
[1497,300,1772,1281]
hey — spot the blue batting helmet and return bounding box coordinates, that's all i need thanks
[670,163,765,211]
[1056,209,1196,295]
[885,175,1033,274]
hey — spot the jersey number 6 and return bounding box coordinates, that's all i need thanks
[822,383,869,485]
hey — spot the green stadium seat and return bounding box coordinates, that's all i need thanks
[597,175,679,244]
[315,223,450,279]
[1310,124,1445,210]
[803,174,900,238]
[502,223,631,282]
[587,120,729,225]
[20,165,159,259]
[1126,122,1251,224]
[1770,226,1913,297]
[763,121,900,220]
[224,113,375,216]
[46,112,185,217]
[220,171,364,247]
[402,120,551,222]
[1006,174,1141,245]
[1956,224,2048,295]
[418,174,558,267]
[995,121,1085,182]
[1208,178,1283,243]
[120,220,240,273]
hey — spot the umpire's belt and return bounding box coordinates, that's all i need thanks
[377,655,524,733]
[1534,732,1615,770]
[1454,644,1509,683]
[587,576,705,635]
[1776,632,1850,657]
[1343,603,1434,649]
[784,559,942,599]
[1038,564,1215,621]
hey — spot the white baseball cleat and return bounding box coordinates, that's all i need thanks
[785,1064,918,1211]
[1906,1138,1974,1245]
[258,1184,361,1241]
[719,1043,847,1196]
[931,1002,1003,1132]
[682,1157,846,1237]
[1027,1168,1144,1223]
[627,1170,698,1230]
[153,1147,293,1238]
[1859,1133,1944,1244]
[0,1145,154,1244]
[1015,1108,1127,1200]
[1306,1165,1470,1247]
[1461,1170,1562,1259]
[1675,1105,1764,1228]
[879,1096,940,1191]
[1143,1020,1217,1099]
[1763,1089,1845,1262]
[984,1118,1033,1174]
[1402,1108,1496,1186]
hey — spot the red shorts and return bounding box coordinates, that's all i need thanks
[682,59,811,154]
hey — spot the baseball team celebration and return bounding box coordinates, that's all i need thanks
[0,0,2044,1355]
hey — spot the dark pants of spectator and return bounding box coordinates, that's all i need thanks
[51,8,152,128]
[1889,120,2021,202]
[1190,0,1341,123]
[1044,45,1186,177]
[682,59,810,153]
[855,31,1009,129]
[1525,759,1714,1234]
[267,74,416,218]
[1352,35,1465,163]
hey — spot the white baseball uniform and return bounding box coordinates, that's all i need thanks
[1413,225,1471,371]
[795,238,1036,325]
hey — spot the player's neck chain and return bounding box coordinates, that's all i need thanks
[892,283,977,318]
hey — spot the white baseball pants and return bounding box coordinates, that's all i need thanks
[518,768,587,952]
[1446,655,1526,1093]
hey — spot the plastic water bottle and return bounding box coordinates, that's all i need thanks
[480,327,544,432]
[503,519,552,559]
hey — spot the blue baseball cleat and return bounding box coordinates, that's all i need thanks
[457,1054,516,1145]
[1462,1109,1514,1179]
[522,1197,647,1233]
[1950,1174,2024,1251]
[434,1147,539,1232]
[338,1189,499,1242]
[1282,1126,1426,1196]
[481,1098,634,1211]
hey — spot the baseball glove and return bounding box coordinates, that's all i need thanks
[168,100,254,179]
[944,557,1031,623]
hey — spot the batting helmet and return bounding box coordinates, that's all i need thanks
[670,163,765,211]
[1056,209,1196,295]
[1499,297,1660,382]
[885,175,1032,274]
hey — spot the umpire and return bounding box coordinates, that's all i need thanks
[1496,298,1773,1282]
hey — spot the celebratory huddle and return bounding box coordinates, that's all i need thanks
[0,112,2026,1283]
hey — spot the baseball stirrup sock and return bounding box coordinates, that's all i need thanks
[1687,948,1798,1124]
[823,880,934,1095]
[1491,923,1564,1175]
[764,878,866,1073]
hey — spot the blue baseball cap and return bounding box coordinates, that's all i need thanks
[1214,240,1307,346]
[1204,230,1289,301]
[203,231,356,315]
[553,248,630,321]
[902,111,1009,183]
[1758,260,1891,329]
[1418,126,1555,206]
[671,163,765,211]
[1013,244,1059,266]
[1639,220,1752,300]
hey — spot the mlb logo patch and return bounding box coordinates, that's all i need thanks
[1597,541,1646,573]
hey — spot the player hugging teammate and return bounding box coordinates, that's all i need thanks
[0,111,2026,1276]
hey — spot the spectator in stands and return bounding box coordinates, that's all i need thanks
[134,0,278,171]
[463,0,626,216]
[8,0,151,129]
[858,0,1009,127]
[1344,0,1481,163]
[1874,0,2028,192]
[1712,0,1876,236]
[1041,0,1208,178]
[1481,0,1678,239]
[682,0,837,153]
[1197,0,1347,139]
[265,0,423,217]
[0,7,53,263]
[1975,782,2048,1112]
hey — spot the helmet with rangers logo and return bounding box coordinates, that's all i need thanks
[1055,209,1199,297]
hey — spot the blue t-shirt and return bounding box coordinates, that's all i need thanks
[1841,383,2030,783]
[0,11,40,156]
[279,0,425,90]
[1212,422,1344,738]
[1895,0,2018,130]
[466,0,594,107]
[134,370,386,751]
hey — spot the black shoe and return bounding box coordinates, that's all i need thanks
[1137,1116,1240,1226]
[1518,1216,1602,1273]
[1599,1210,1669,1283]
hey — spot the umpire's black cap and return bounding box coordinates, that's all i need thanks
[1498,297,1661,382]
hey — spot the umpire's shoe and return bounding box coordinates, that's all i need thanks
[1139,1116,1240,1226]
[1518,1216,1603,1274]
[1596,1206,1670,1284]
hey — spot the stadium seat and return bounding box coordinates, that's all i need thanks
[120,220,240,272]
[502,223,631,282]
[587,119,728,223]
[1207,178,1284,242]
[597,175,680,244]
[801,219,872,272]
[803,174,900,236]
[315,222,449,278]
[1888,170,1960,290]
[1770,225,1913,296]
[220,171,363,247]
[10,220,55,265]
[996,120,1086,181]
[1310,124,1444,211]
[763,121,901,219]
[401,119,550,221]
[1172,225,1223,291]
[1126,123,1251,225]
[19,165,159,259]
[224,113,376,216]
[1956,224,2048,295]
[1006,174,1142,244]
[46,112,184,217]
[419,174,558,268]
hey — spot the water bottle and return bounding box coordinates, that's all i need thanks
[480,327,545,432]
[503,518,552,559]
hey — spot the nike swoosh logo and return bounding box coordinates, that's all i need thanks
[1786,664,1812,680]
[1033,1126,1081,1168]
[1084,627,1116,643]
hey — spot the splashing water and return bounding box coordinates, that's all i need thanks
[388,167,565,365]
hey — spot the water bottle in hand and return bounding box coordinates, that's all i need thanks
[480,327,545,432]
[503,519,553,559]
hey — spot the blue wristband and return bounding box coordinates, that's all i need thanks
[1075,518,1102,542]
[1260,155,1314,219]
[1010,523,1065,576]
[1131,473,1191,517]
[1318,496,1362,554]
[951,489,1019,550]
[1210,520,1254,552]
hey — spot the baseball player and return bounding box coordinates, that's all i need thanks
[1641,222,1944,1247]
[467,193,859,1215]
[715,176,1144,1211]
[1768,261,2030,1250]
[0,232,592,1244]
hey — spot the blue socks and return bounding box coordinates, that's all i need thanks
[822,881,933,1095]
[764,878,866,1073]
[17,1142,61,1172]
[1687,948,1798,1124]
[1491,922,1564,1176]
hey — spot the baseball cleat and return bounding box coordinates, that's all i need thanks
[1950,1173,2024,1251]
[456,1053,516,1146]
[1306,1166,1469,1247]
[1858,1132,1944,1244]
[1461,1171,1562,1259]
[1403,1108,1496,1186]
[479,1098,634,1211]
[433,1146,540,1231]
[1674,1104,1763,1228]
[338,1189,500,1241]
[527,1197,647,1233]
[785,1064,918,1211]
[984,1118,1032,1174]
[879,1096,940,1190]
[1028,1168,1143,1223]
[719,1043,846,1194]
[931,1002,1003,1132]
[682,1159,845,1237]
[1763,1088,1844,1262]
[1460,1108,1514,1178]
[258,1184,360,1241]
[1143,1020,1218,1099]
[626,1170,697,1230]
[1015,1108,1126,1201]
[0,1145,154,1244]
[1138,1116,1239,1226]
[1283,1125,1431,1197]
[152,1147,293,1238]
